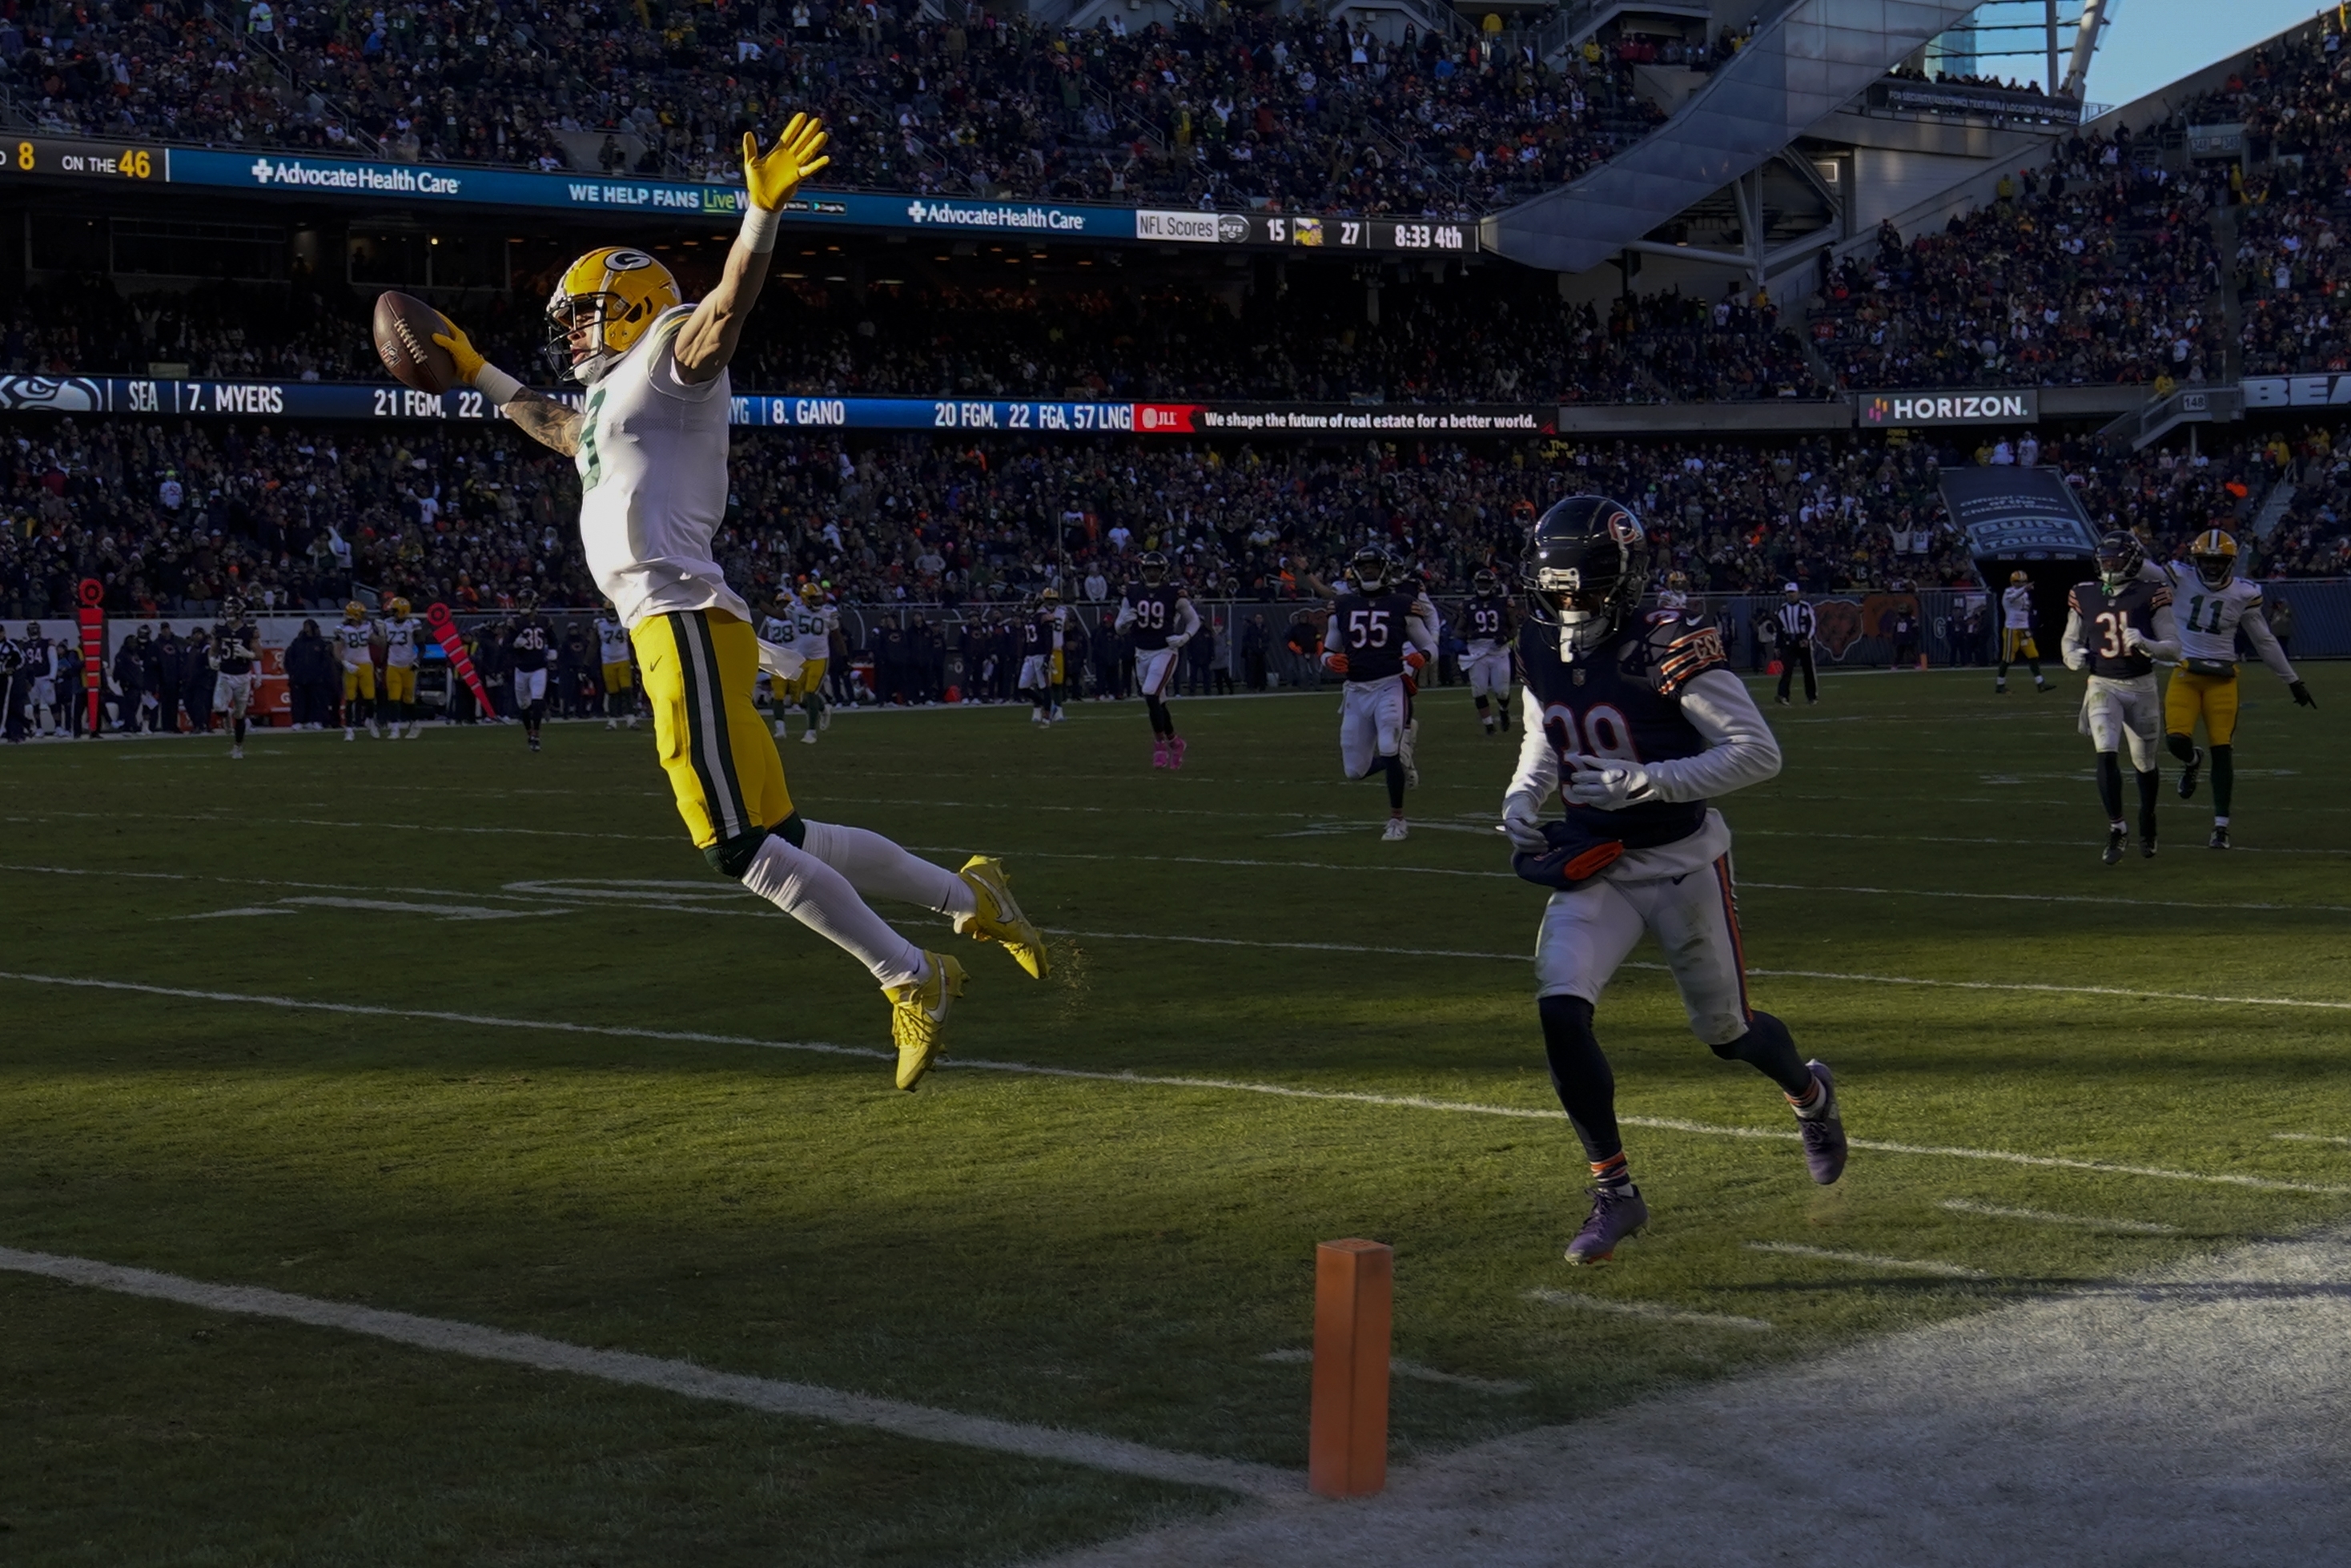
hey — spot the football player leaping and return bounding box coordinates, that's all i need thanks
[2062,531,2177,864]
[1326,545,1435,840]
[425,115,1046,1085]
[1117,551,1200,767]
[1461,566,1517,738]
[1500,497,1846,1266]
[2133,529,2315,850]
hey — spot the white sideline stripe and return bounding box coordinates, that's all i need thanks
[1255,1349,1533,1396]
[0,1247,1295,1498]
[1745,1242,1989,1280]
[1525,1289,1774,1333]
[1744,827,2351,858]
[9,971,2349,1196]
[1742,880,2351,917]
[2274,1132,2351,1147]
[1935,1199,2180,1235]
[1040,929,2351,1019]
[0,862,565,904]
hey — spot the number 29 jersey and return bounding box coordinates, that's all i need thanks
[2068,577,2170,680]
[1517,609,1729,846]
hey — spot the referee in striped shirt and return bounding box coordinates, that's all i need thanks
[1774,584,1819,706]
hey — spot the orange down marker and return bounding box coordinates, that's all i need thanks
[1308,1238,1392,1498]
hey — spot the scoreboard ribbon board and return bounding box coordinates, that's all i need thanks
[0,135,1480,254]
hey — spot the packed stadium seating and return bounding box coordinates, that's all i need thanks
[4,407,2329,629]
[7,267,1825,406]
[2,1,1659,216]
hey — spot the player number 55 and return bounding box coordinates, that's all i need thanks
[1348,608,1389,648]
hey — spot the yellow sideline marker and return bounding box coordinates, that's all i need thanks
[1308,1238,1393,1498]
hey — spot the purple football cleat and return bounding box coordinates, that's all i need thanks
[1797,1059,1848,1185]
[1565,1185,1650,1264]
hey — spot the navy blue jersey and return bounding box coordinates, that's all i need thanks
[1519,609,1730,846]
[2068,577,2170,680]
[1022,615,1047,654]
[507,616,553,672]
[1122,584,1184,651]
[1329,589,1420,682]
[212,622,259,676]
[1463,593,1513,645]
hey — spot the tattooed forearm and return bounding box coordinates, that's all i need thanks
[504,388,584,456]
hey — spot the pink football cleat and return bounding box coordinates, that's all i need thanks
[1168,736,1187,770]
[1151,741,1170,769]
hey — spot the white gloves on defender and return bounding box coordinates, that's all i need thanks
[1500,794,1549,852]
[1562,754,1658,811]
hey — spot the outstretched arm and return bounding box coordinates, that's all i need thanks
[673,115,830,384]
[429,324,582,456]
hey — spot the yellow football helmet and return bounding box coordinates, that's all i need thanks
[388,596,411,619]
[546,247,681,384]
[2009,570,2028,585]
[799,581,826,605]
[1039,586,1061,603]
[2190,527,2240,589]
[344,601,368,622]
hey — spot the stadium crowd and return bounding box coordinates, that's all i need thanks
[3,0,1657,216]
[13,268,1824,407]
[0,411,2334,634]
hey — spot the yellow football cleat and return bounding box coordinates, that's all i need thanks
[886,951,965,1091]
[954,855,1049,980]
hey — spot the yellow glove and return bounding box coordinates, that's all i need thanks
[431,324,487,384]
[742,113,830,212]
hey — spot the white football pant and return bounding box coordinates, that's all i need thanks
[1536,853,1750,1047]
[1339,675,1407,777]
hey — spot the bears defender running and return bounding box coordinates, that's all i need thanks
[1500,496,1847,1265]
[1461,567,1517,738]
[211,597,262,758]
[2136,529,2316,850]
[426,114,1047,1085]
[506,591,557,751]
[1326,545,1435,840]
[1118,552,1200,766]
[2063,531,2176,864]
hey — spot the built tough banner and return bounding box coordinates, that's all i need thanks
[1937,464,2100,560]
[0,135,1478,253]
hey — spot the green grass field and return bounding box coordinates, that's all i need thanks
[5,667,2349,1565]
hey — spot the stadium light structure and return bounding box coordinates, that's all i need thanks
[1489,0,2117,278]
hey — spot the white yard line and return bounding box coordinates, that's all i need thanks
[0,1246,1294,1499]
[6,970,2347,1196]
[1524,1289,1773,1333]
[1935,1200,2179,1235]
[1255,1349,1532,1397]
[2274,1132,2351,1147]
[1744,1242,1989,1280]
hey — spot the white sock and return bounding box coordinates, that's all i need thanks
[739,834,927,989]
[800,819,977,919]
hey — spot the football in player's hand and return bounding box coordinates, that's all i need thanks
[372,291,460,394]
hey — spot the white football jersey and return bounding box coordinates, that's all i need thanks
[574,304,750,630]
[2002,585,2035,630]
[336,619,378,667]
[2160,565,2293,674]
[791,601,837,661]
[594,616,631,664]
[382,616,421,667]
